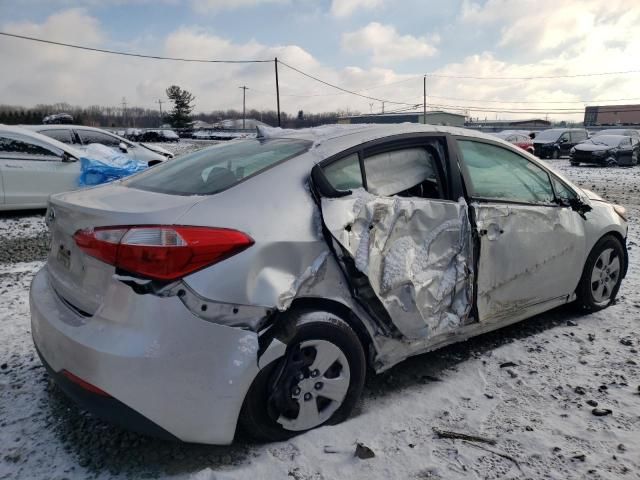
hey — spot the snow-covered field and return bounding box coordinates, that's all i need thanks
[1,160,639,480]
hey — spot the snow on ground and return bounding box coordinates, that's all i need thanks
[1,160,639,480]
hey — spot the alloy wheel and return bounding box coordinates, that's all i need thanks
[276,340,351,432]
[590,248,620,304]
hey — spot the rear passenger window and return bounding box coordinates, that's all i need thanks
[77,130,121,147]
[42,129,74,144]
[323,153,363,191]
[364,147,441,198]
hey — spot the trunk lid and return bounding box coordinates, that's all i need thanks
[46,184,202,314]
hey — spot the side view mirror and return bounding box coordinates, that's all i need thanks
[61,152,77,163]
[560,138,569,143]
[119,142,129,153]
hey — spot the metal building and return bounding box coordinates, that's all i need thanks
[338,111,466,127]
[584,105,640,126]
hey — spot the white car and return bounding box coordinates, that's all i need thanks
[0,125,85,210]
[31,124,628,444]
[22,125,173,165]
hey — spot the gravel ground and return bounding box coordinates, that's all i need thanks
[1,158,639,479]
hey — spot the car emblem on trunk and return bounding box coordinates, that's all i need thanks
[46,207,56,226]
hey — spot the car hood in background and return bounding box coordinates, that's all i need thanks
[574,143,611,152]
[140,143,174,158]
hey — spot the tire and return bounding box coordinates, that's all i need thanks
[239,311,366,442]
[570,161,580,166]
[575,235,625,312]
[605,157,618,167]
[551,149,560,159]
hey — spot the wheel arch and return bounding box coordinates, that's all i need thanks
[285,297,375,364]
[599,230,628,278]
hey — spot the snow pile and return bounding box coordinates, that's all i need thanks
[1,160,639,479]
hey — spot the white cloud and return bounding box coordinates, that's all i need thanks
[330,0,384,18]
[2,6,640,123]
[460,0,640,52]
[190,0,289,14]
[342,22,439,64]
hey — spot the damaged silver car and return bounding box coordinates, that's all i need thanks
[30,124,628,444]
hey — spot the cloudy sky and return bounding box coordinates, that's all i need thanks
[0,0,639,120]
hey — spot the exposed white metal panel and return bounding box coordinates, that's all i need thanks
[322,189,474,339]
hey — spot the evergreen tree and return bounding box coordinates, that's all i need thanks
[165,85,195,128]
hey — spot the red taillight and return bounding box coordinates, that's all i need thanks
[62,370,111,397]
[73,226,254,281]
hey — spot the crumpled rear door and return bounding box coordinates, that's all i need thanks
[321,189,474,339]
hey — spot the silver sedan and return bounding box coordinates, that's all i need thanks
[30,124,628,444]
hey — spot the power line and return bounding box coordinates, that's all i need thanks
[425,70,640,80]
[277,60,418,106]
[0,32,272,63]
[426,94,640,104]
[3,30,640,80]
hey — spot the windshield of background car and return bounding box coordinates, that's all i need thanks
[126,138,311,195]
[535,130,563,142]
[589,136,623,147]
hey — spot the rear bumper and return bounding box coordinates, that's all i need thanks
[30,266,261,444]
[35,345,179,441]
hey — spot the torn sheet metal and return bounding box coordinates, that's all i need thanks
[277,251,330,310]
[322,190,474,339]
[473,203,585,323]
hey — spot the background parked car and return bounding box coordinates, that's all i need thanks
[0,125,83,210]
[42,113,74,124]
[533,128,589,159]
[570,134,639,167]
[136,129,180,143]
[591,128,640,140]
[23,125,171,165]
[492,131,534,153]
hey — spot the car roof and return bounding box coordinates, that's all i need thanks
[22,124,117,133]
[590,135,629,141]
[257,123,504,159]
[593,129,637,135]
[0,124,84,157]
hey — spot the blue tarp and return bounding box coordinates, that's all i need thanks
[78,143,148,186]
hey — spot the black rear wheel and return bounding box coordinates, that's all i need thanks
[239,311,366,442]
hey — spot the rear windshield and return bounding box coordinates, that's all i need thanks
[126,138,311,195]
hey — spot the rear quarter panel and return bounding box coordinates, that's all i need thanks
[177,152,329,308]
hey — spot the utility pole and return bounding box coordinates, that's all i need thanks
[121,97,127,127]
[156,99,163,127]
[369,103,374,114]
[275,58,281,127]
[239,86,249,129]
[423,75,427,124]
[381,101,385,114]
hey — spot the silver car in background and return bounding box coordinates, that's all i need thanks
[23,124,172,165]
[0,124,84,210]
[30,124,628,444]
